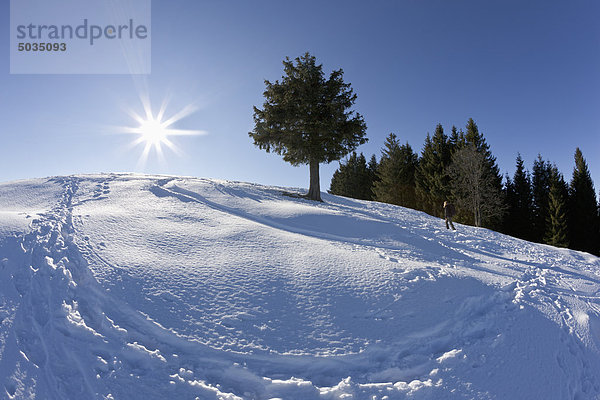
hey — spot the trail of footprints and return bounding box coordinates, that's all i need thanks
[6,178,163,398]
[5,176,243,399]
[92,176,113,199]
[375,244,600,398]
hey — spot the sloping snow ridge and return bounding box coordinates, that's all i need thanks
[1,174,600,399]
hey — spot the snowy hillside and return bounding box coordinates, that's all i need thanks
[1,174,599,399]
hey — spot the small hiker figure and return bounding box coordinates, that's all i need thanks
[443,201,456,230]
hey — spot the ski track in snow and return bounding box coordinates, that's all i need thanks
[0,174,599,399]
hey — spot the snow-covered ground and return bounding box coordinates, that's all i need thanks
[1,174,599,399]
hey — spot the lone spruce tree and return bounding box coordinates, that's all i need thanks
[250,52,367,201]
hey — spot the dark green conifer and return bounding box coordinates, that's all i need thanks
[250,52,367,201]
[463,118,504,227]
[367,154,379,197]
[502,174,515,234]
[329,152,374,200]
[544,166,569,248]
[373,133,418,208]
[531,155,552,243]
[415,124,451,216]
[505,154,533,240]
[448,125,464,154]
[568,148,599,254]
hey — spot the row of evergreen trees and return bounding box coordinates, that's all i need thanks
[503,149,599,254]
[329,119,600,256]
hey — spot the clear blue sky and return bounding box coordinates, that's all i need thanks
[1,0,599,193]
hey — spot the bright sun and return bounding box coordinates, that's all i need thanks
[138,117,168,145]
[119,95,206,169]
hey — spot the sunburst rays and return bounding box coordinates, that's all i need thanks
[118,92,206,170]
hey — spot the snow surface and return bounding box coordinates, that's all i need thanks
[1,174,599,399]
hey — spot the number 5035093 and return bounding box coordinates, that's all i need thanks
[18,42,67,51]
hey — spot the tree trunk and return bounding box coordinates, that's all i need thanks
[307,159,322,201]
